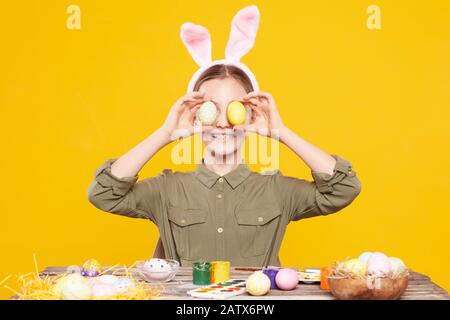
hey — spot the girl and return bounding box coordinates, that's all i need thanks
[87,6,361,267]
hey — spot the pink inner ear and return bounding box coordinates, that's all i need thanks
[180,22,212,67]
[225,5,260,62]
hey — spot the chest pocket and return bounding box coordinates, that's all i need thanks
[167,206,208,261]
[235,205,282,258]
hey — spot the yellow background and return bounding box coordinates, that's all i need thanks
[1,0,449,298]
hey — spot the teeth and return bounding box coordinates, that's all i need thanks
[211,134,235,139]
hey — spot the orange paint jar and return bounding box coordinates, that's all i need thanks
[320,267,330,290]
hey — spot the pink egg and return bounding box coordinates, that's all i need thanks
[91,283,117,299]
[275,268,298,291]
[368,260,392,276]
[367,252,389,265]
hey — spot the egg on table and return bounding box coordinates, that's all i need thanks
[81,258,102,277]
[97,275,119,286]
[91,282,117,299]
[144,258,172,280]
[59,274,92,300]
[246,271,271,296]
[275,268,299,291]
[114,278,136,293]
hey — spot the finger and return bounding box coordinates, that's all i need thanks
[240,97,259,108]
[248,104,265,117]
[241,91,266,101]
[186,91,205,99]
[242,91,273,104]
[189,104,202,115]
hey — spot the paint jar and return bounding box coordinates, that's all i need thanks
[192,262,211,285]
[210,261,230,284]
[262,266,280,289]
[320,266,330,290]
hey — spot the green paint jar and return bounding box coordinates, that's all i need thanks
[193,261,211,285]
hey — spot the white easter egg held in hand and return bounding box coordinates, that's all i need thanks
[196,101,218,125]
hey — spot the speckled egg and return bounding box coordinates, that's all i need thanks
[144,258,172,280]
[197,101,218,125]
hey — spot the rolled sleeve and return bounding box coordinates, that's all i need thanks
[278,154,362,221]
[87,159,163,223]
[94,159,139,196]
[311,154,357,194]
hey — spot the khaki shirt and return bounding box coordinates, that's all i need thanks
[87,154,361,267]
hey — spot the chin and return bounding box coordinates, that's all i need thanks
[203,131,246,160]
[207,141,238,157]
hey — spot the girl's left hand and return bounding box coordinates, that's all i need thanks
[235,91,285,137]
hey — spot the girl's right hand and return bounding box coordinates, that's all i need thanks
[160,92,213,141]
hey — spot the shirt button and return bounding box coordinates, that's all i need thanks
[257,217,264,223]
[217,227,224,233]
[348,170,353,175]
[180,218,186,224]
[218,177,224,183]
[217,193,223,199]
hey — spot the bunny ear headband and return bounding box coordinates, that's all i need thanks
[180,5,260,93]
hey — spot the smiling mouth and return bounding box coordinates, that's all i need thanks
[211,133,236,139]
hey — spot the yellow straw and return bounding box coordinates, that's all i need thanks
[0,275,11,287]
[33,253,39,276]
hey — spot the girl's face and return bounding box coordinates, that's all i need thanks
[198,78,251,158]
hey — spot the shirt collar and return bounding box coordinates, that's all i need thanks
[195,160,252,189]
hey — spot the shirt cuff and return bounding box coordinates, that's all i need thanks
[94,159,139,196]
[311,154,355,194]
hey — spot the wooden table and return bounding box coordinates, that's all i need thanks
[40,266,449,300]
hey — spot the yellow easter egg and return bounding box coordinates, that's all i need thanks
[342,258,368,277]
[227,101,247,125]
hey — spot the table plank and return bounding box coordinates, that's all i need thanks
[38,266,449,300]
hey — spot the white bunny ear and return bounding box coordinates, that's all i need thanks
[180,22,212,67]
[225,5,260,62]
